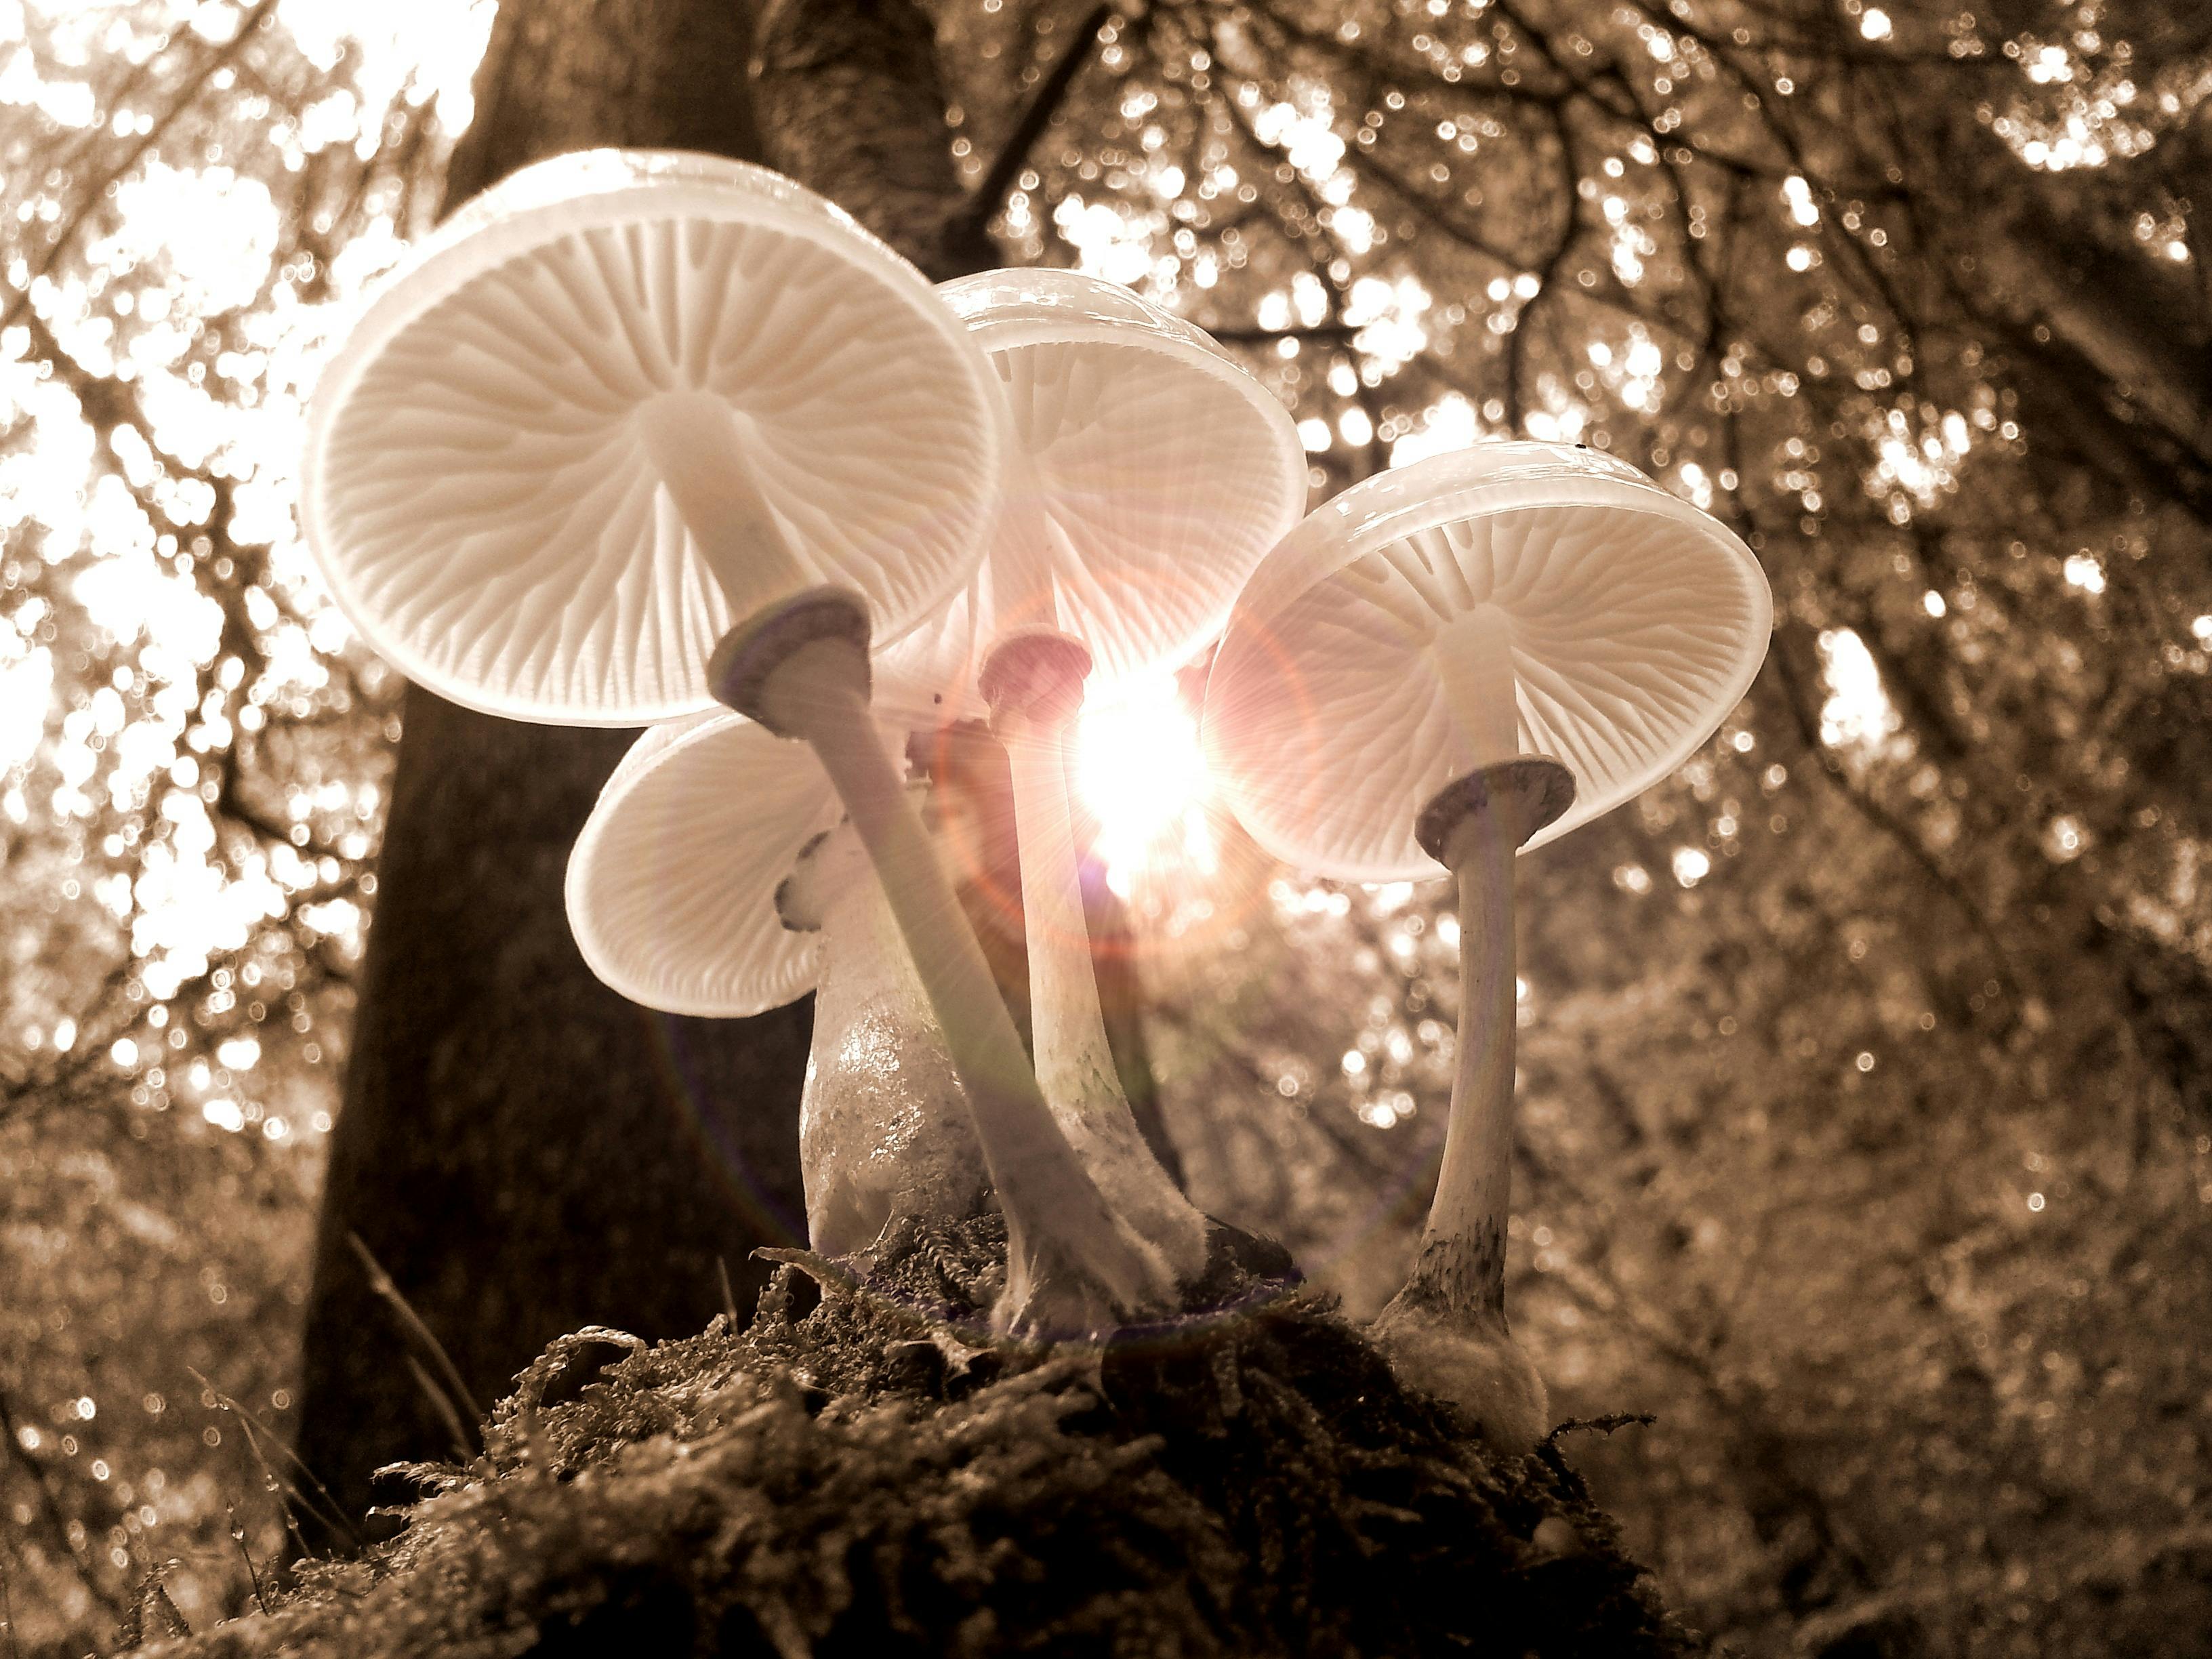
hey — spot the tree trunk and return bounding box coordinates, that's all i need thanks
[295,0,1175,1534]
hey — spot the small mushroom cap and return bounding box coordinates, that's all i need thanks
[565,710,845,1017]
[302,148,1000,726]
[773,822,859,935]
[874,268,1306,724]
[1203,442,1772,881]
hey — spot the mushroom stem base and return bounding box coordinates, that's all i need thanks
[790,825,989,1256]
[1371,1288,1549,1451]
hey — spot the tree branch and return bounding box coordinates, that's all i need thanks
[0,1387,121,1616]
[962,2,1115,237]
[0,0,280,338]
[1206,322,1356,344]
[1765,621,2024,1012]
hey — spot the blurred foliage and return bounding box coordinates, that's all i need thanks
[2,0,2211,1655]
[0,0,483,1642]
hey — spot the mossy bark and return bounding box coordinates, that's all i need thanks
[153,1224,1713,1658]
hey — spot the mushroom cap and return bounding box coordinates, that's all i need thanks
[873,268,1306,725]
[302,148,1001,726]
[1202,442,1772,881]
[566,710,845,1017]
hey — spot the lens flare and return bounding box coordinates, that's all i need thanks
[1075,672,1213,895]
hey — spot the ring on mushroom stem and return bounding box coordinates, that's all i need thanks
[1204,441,1771,1447]
[873,269,1307,1286]
[712,589,1176,1338]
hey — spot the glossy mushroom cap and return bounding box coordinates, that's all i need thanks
[565,710,845,1017]
[1204,442,1772,880]
[302,148,1000,725]
[874,268,1307,724]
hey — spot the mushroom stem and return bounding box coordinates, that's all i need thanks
[980,630,1210,1285]
[636,393,803,607]
[1372,762,1571,1450]
[1415,807,1522,1322]
[714,590,1177,1338]
[1368,602,1574,1446]
[779,819,989,1256]
[1433,603,1521,770]
[1405,607,1528,1317]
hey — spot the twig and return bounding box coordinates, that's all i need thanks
[237,1416,316,1566]
[718,1256,742,1327]
[0,0,281,337]
[348,1233,486,1435]
[1765,630,2024,1011]
[1545,1411,1656,1445]
[1207,322,1358,344]
[0,1386,119,1613]
[0,1544,19,1659]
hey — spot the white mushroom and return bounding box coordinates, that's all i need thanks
[566,712,987,1255]
[877,268,1309,722]
[876,269,1308,1285]
[304,150,1162,1336]
[1204,441,1771,1446]
[303,148,998,724]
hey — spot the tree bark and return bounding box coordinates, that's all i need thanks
[752,0,1000,281]
[295,0,1176,1536]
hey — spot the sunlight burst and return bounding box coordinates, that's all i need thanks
[1075,671,1214,895]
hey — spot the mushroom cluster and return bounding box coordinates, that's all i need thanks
[302,147,1771,1417]
[302,148,1303,1341]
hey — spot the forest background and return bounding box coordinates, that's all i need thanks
[3,1,2211,1656]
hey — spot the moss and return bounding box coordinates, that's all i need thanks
[140,1218,1711,1658]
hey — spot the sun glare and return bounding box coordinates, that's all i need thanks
[1076,672,1215,896]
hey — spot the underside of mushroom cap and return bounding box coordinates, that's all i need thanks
[874,268,1306,726]
[303,148,1000,726]
[1203,442,1772,882]
[566,710,845,1017]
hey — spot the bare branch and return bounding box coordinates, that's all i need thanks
[0,0,282,337]
[0,1387,122,1615]
[963,3,1115,234]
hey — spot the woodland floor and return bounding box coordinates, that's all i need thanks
[127,1217,1711,1658]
